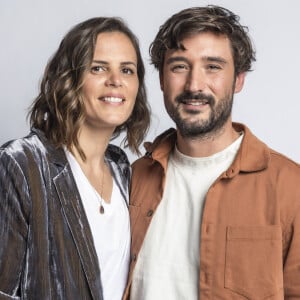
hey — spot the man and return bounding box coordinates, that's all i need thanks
[124,6,300,299]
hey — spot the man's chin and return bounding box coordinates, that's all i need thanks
[177,123,210,137]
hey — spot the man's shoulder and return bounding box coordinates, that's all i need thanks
[235,123,299,174]
[133,128,176,163]
[131,128,176,174]
[268,148,300,173]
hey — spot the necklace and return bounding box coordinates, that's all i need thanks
[92,161,106,214]
[99,162,105,214]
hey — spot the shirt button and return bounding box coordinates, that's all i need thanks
[147,210,153,217]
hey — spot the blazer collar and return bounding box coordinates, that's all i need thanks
[32,128,130,205]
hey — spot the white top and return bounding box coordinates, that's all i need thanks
[130,134,244,300]
[65,150,130,300]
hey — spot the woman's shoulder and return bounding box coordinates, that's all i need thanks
[0,129,49,166]
[1,131,39,153]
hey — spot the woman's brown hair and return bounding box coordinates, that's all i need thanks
[29,17,150,158]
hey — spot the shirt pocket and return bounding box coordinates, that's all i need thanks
[225,225,283,299]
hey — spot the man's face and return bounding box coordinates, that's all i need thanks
[160,32,245,138]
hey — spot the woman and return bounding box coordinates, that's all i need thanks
[0,17,150,300]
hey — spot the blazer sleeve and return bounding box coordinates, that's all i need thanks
[0,151,30,298]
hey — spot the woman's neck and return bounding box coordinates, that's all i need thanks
[70,125,114,203]
[72,125,114,170]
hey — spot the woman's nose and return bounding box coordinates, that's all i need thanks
[105,70,122,87]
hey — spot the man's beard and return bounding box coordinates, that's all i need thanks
[165,90,234,139]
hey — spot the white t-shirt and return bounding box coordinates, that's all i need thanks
[65,150,130,300]
[130,134,243,300]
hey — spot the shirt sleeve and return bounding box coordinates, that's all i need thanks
[283,205,300,298]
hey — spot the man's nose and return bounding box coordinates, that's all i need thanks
[185,68,206,92]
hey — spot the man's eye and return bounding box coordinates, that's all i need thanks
[171,64,188,73]
[207,64,222,71]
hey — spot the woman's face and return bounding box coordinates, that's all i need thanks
[81,31,139,132]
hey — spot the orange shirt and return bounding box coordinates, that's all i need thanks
[124,123,300,299]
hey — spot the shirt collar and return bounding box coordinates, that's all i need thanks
[143,123,270,176]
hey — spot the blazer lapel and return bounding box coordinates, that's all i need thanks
[32,128,103,299]
[53,164,103,300]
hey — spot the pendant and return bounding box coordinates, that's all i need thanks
[99,205,105,214]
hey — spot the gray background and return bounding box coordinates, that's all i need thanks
[1,0,299,162]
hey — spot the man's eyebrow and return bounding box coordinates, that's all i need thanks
[165,56,190,65]
[204,56,227,64]
[165,56,228,65]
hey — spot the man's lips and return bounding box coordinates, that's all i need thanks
[181,99,209,106]
[176,91,214,107]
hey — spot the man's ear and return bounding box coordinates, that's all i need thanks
[234,72,246,93]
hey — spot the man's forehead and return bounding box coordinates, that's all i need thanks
[164,32,233,60]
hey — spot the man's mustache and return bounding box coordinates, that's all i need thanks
[175,91,215,105]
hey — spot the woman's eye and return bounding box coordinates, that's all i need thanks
[122,67,135,75]
[91,65,106,73]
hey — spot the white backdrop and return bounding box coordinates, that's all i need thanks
[1,0,299,162]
